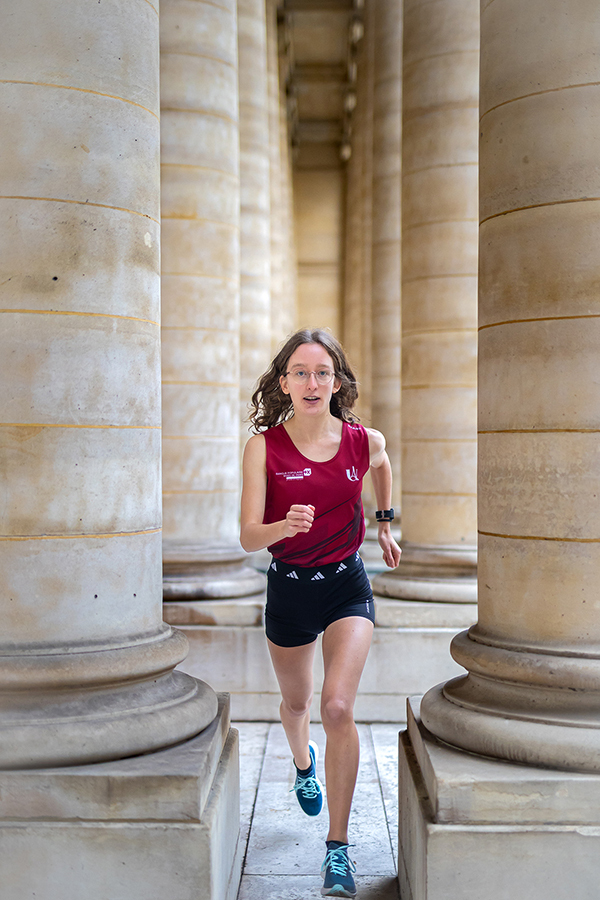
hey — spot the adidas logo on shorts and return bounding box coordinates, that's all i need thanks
[311,571,325,581]
[335,563,347,574]
[286,570,299,579]
[270,561,277,571]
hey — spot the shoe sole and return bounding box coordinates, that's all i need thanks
[321,887,357,898]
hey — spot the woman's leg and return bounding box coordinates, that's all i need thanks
[267,637,317,770]
[320,616,374,843]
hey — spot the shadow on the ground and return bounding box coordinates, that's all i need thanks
[358,875,401,899]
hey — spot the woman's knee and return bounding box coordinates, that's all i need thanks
[321,696,354,730]
[281,694,312,719]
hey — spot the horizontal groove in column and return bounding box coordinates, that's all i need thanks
[481,80,600,122]
[481,197,600,226]
[479,530,600,544]
[199,0,232,11]
[0,529,161,542]
[403,273,475,283]
[161,106,236,124]
[479,314,600,331]
[161,50,235,69]
[0,309,159,326]
[404,49,479,71]
[405,219,477,230]
[161,163,238,178]
[404,162,477,177]
[0,195,159,223]
[162,325,236,332]
[403,327,477,336]
[0,80,158,119]
[1,422,160,430]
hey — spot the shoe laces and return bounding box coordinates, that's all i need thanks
[291,773,320,799]
[323,844,356,878]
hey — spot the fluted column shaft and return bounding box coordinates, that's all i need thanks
[160,0,264,600]
[421,0,600,772]
[374,0,479,601]
[371,0,402,510]
[238,0,272,437]
[0,0,215,767]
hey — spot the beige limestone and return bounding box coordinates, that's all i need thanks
[374,0,479,603]
[370,0,402,508]
[0,0,215,767]
[294,159,343,335]
[160,0,263,601]
[238,0,272,440]
[0,697,241,900]
[419,0,600,774]
[399,699,600,900]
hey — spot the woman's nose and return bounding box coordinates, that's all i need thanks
[307,372,319,388]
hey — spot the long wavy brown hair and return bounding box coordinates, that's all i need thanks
[249,329,359,432]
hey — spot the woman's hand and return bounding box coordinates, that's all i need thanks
[283,504,315,538]
[378,525,402,568]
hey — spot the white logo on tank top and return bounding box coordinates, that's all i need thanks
[346,466,359,481]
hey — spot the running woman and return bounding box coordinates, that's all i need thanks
[240,328,401,898]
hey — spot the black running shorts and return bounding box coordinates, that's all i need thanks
[265,551,375,648]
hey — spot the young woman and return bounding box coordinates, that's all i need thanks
[240,329,401,898]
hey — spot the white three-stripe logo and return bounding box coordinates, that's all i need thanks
[335,563,347,574]
[286,570,299,579]
[311,571,325,581]
[270,561,277,571]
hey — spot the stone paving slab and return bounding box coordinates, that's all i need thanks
[236,721,400,897]
[238,874,400,899]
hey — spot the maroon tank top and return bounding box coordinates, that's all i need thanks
[263,421,370,566]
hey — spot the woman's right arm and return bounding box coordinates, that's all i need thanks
[240,434,315,552]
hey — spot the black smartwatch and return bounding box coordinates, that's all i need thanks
[375,508,394,523]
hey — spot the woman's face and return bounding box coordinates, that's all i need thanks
[279,342,340,416]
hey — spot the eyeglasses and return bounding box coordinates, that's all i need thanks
[285,368,336,385]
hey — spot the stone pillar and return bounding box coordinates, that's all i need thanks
[238,0,272,442]
[399,5,600,899]
[0,0,216,770]
[374,0,479,601]
[160,0,264,603]
[421,0,600,773]
[370,0,402,510]
[266,0,296,350]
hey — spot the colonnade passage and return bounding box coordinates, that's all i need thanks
[1,1,600,899]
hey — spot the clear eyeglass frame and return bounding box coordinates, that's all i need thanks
[285,368,336,385]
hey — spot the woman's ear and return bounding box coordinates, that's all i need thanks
[333,377,341,394]
[279,374,290,395]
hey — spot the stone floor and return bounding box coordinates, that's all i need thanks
[235,721,401,900]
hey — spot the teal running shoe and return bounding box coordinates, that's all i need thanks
[321,842,357,897]
[290,740,323,816]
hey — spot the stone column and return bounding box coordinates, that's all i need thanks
[399,6,600,898]
[374,0,479,601]
[422,0,600,772]
[160,0,264,603]
[0,0,215,768]
[238,0,272,441]
[266,0,295,350]
[370,0,402,510]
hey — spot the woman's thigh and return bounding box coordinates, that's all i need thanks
[267,637,318,707]
[321,616,374,710]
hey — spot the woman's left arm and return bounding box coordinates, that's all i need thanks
[366,428,402,569]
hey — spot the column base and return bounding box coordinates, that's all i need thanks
[163,541,266,601]
[0,693,241,900]
[400,697,600,900]
[373,543,477,603]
